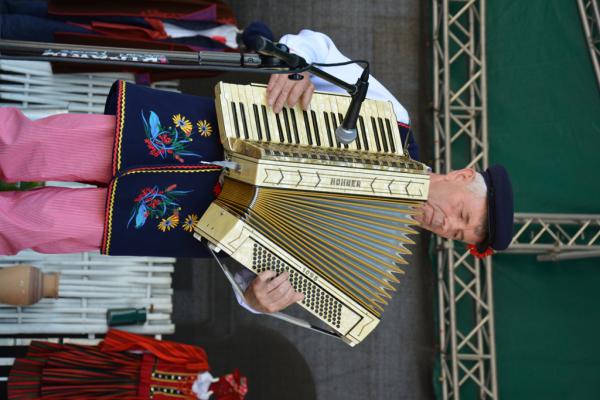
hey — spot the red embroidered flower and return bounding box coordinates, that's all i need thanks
[134,187,154,202]
[148,199,161,209]
[467,244,494,259]
[159,133,172,144]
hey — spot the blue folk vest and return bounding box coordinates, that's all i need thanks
[101,80,223,257]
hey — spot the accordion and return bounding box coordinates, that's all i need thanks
[194,82,430,346]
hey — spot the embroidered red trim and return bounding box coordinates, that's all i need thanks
[467,244,494,259]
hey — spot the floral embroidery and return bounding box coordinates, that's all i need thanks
[158,214,180,232]
[128,184,192,231]
[172,114,193,136]
[182,213,199,232]
[141,110,201,163]
[197,120,213,137]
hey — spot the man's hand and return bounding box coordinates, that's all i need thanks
[266,72,314,113]
[244,270,304,313]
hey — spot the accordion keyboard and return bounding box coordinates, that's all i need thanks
[216,82,405,156]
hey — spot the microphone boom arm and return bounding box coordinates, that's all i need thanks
[0,37,369,144]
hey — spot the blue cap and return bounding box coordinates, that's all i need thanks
[477,164,514,252]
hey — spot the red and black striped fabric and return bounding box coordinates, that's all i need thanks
[7,330,211,399]
[8,340,141,399]
[101,329,209,372]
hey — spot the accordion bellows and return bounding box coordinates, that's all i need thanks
[195,83,430,346]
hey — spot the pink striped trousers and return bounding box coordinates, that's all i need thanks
[0,108,114,255]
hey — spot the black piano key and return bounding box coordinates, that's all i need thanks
[355,116,363,150]
[253,104,262,140]
[385,118,396,153]
[282,108,293,143]
[231,101,240,138]
[276,113,285,142]
[290,109,300,143]
[378,118,388,152]
[311,110,321,146]
[303,111,313,145]
[261,105,272,141]
[323,112,334,147]
[358,115,367,150]
[371,117,381,151]
[240,103,249,139]
[331,112,341,148]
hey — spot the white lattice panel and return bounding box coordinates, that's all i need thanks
[0,59,178,114]
[0,252,175,335]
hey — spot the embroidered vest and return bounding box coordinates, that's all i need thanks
[101,80,223,257]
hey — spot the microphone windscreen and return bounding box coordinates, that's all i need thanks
[242,21,274,51]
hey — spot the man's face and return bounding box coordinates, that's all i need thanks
[414,168,487,244]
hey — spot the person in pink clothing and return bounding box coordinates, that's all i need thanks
[0,108,114,255]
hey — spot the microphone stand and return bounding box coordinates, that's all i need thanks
[0,37,367,144]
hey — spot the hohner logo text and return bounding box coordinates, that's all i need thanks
[330,178,361,188]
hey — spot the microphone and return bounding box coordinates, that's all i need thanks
[252,36,308,69]
[335,66,369,144]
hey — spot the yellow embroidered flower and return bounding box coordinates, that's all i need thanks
[172,114,193,136]
[197,120,213,137]
[182,213,200,232]
[157,214,180,232]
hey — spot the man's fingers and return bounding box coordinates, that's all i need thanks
[266,74,286,107]
[255,270,277,288]
[265,271,290,292]
[246,270,305,313]
[272,79,295,113]
[286,73,310,108]
[267,73,314,113]
[300,83,315,110]
[270,285,304,312]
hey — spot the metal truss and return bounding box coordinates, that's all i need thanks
[577,0,600,91]
[433,0,497,399]
[505,213,600,261]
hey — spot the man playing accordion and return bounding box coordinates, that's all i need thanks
[0,30,514,314]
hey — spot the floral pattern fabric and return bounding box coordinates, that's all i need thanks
[102,80,224,257]
[142,111,214,163]
[128,185,204,234]
[128,184,190,231]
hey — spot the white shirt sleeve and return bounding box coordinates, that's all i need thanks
[278,29,410,124]
[232,268,262,314]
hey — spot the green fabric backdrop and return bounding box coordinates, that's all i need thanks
[486,1,599,398]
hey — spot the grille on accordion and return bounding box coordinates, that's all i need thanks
[194,83,430,346]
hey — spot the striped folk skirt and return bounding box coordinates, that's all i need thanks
[8,341,142,399]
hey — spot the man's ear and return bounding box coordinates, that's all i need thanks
[447,168,476,182]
